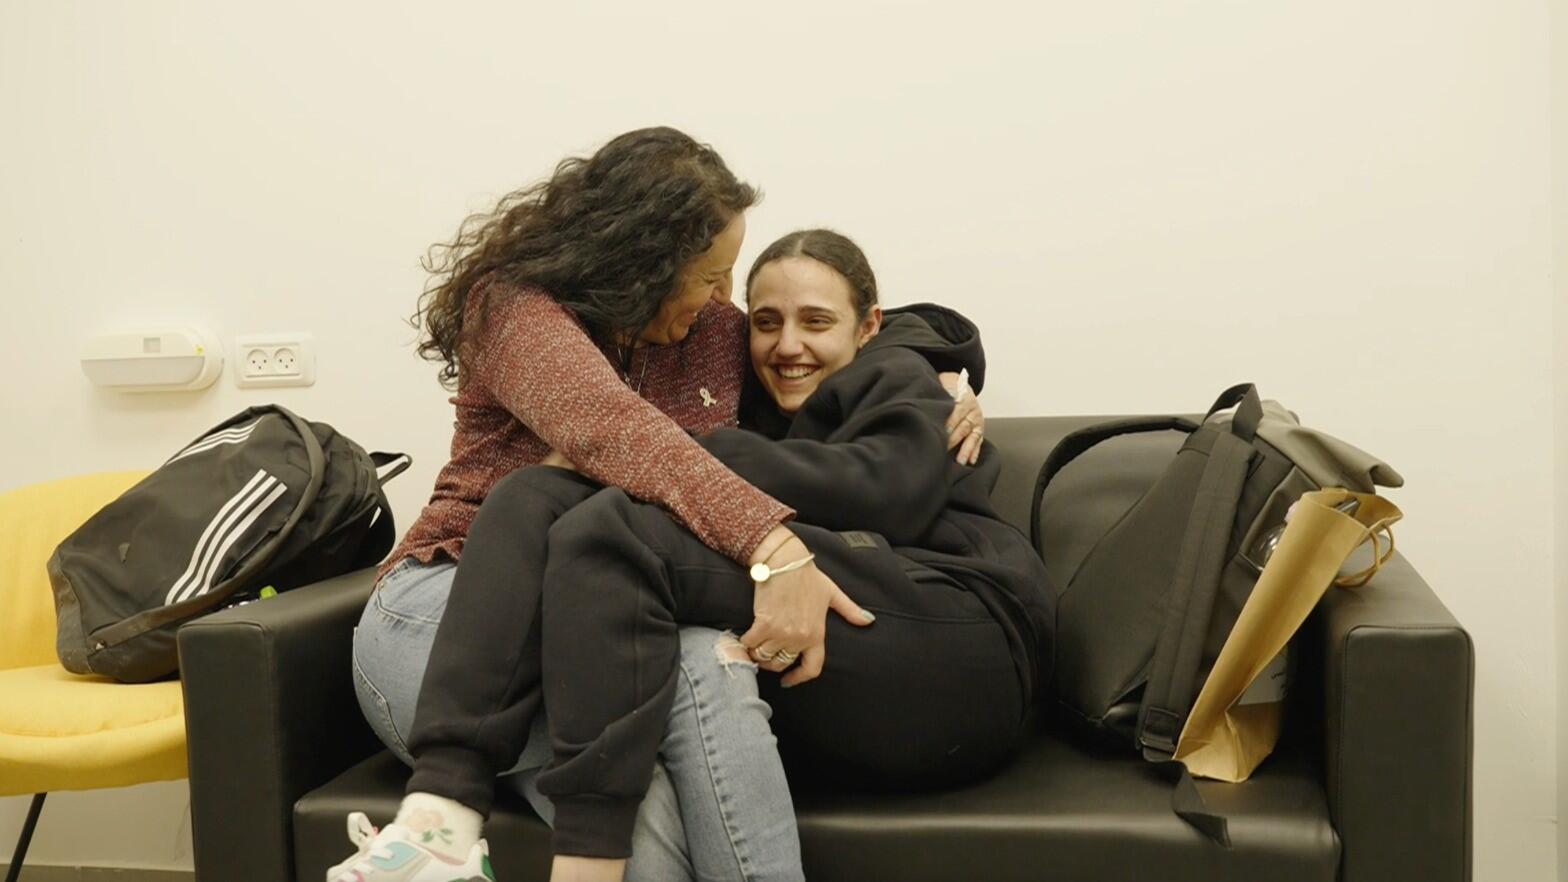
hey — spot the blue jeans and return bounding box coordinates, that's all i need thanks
[352,559,802,882]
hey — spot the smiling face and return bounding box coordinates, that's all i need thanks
[747,256,882,413]
[638,213,746,346]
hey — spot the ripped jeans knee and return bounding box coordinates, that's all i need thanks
[712,630,757,674]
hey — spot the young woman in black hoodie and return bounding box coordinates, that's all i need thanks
[532,229,1055,864]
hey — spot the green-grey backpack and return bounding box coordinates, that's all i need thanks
[1031,384,1402,762]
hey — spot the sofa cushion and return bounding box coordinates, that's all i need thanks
[293,730,1337,882]
[789,730,1337,882]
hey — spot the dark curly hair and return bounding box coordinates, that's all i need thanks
[745,228,878,320]
[415,127,760,388]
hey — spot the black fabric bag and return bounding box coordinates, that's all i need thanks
[1030,383,1401,843]
[48,405,408,683]
[1031,383,1401,760]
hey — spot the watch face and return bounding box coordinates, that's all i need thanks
[750,563,770,582]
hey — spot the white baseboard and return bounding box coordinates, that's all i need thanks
[0,867,194,881]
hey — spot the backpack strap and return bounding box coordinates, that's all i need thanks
[1139,384,1269,847]
[92,406,329,649]
[1137,415,1257,760]
[370,451,412,486]
[1030,416,1199,551]
[1171,764,1232,847]
[355,451,410,568]
[356,502,396,569]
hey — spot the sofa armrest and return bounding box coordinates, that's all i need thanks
[1316,553,1472,882]
[178,568,382,882]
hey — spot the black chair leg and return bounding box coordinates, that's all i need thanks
[4,793,46,882]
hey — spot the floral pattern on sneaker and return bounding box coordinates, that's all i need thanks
[401,808,455,847]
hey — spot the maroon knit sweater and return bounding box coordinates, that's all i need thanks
[380,279,794,579]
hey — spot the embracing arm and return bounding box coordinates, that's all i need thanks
[698,350,953,545]
[470,286,792,562]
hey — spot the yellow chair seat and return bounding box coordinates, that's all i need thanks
[0,664,186,795]
[0,469,186,800]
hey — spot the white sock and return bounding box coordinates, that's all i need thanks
[393,791,483,858]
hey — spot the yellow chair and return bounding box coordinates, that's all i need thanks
[0,472,186,882]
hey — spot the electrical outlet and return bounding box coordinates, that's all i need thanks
[234,333,316,388]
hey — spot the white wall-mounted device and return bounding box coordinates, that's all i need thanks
[80,327,224,392]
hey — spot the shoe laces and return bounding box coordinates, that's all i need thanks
[346,812,378,849]
[330,812,400,881]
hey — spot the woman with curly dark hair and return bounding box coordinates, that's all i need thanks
[332,128,985,882]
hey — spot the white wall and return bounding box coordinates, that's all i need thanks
[0,1,1555,878]
[1555,0,1567,874]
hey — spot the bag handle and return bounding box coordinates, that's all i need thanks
[1203,382,1264,442]
[1030,416,1200,550]
[1334,513,1399,588]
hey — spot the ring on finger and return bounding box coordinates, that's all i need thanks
[774,649,798,665]
[751,647,776,661]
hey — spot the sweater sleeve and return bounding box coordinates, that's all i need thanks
[469,287,792,562]
[697,350,953,545]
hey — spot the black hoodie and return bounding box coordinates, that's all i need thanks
[699,304,1053,703]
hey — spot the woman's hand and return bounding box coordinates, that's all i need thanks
[939,371,985,465]
[741,526,875,687]
[540,449,578,471]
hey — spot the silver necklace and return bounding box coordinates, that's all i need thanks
[619,346,650,394]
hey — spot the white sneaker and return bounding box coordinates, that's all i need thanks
[326,812,495,882]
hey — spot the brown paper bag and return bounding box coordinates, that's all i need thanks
[1172,488,1402,782]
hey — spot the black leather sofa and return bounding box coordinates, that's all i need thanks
[178,415,1473,882]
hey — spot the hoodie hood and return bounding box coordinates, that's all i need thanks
[740,302,988,436]
[868,303,987,393]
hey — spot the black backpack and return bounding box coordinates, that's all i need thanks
[1030,384,1400,842]
[48,405,408,682]
[1031,384,1401,759]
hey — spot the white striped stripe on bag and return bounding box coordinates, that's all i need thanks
[164,469,290,605]
[166,420,262,465]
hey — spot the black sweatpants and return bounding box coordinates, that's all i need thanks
[403,466,603,815]
[534,487,1028,858]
